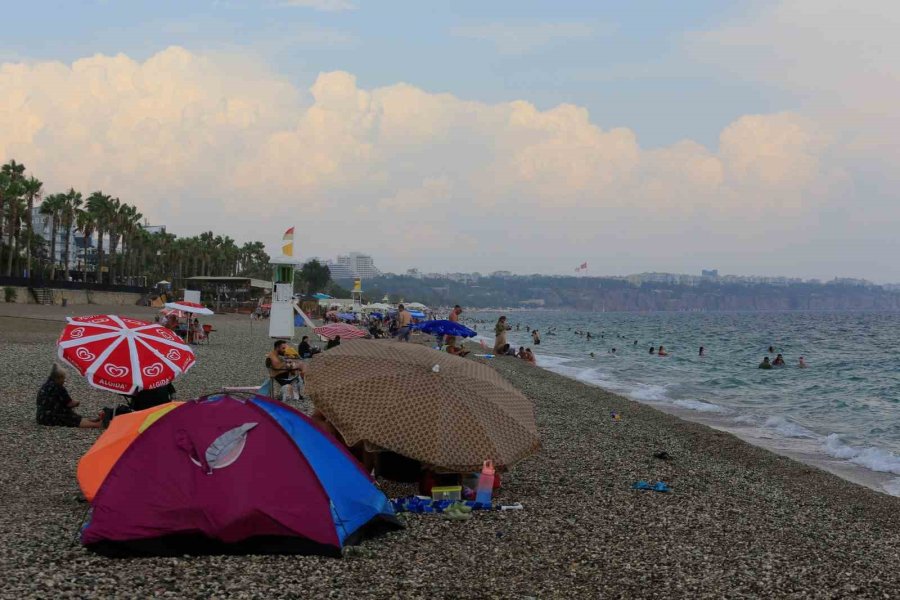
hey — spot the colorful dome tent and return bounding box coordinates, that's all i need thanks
[79,394,401,557]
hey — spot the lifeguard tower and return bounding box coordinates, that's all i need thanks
[352,277,363,308]
[269,227,300,338]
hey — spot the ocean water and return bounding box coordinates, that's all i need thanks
[464,310,900,496]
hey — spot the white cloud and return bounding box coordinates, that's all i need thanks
[0,46,881,278]
[451,22,602,55]
[281,0,356,11]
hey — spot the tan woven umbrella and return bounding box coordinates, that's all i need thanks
[305,340,540,472]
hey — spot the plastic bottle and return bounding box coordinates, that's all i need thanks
[475,459,495,506]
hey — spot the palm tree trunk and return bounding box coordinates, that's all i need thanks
[25,205,32,279]
[5,206,18,276]
[49,214,58,280]
[96,229,104,284]
[63,217,72,281]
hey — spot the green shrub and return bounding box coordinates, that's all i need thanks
[4,286,17,303]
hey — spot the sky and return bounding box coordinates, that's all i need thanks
[2,0,899,281]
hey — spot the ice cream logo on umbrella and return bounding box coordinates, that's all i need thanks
[88,316,111,324]
[166,349,182,361]
[75,347,95,362]
[156,328,177,341]
[142,363,164,378]
[103,364,129,378]
[69,327,85,339]
[121,318,144,327]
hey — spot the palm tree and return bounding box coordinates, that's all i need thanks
[75,203,96,281]
[61,189,83,281]
[39,193,66,279]
[105,197,122,284]
[85,192,113,283]
[3,180,25,276]
[22,176,43,278]
[0,160,26,244]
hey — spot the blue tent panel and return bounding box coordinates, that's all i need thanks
[294,314,305,327]
[251,398,394,544]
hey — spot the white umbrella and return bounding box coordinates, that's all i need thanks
[406,302,428,310]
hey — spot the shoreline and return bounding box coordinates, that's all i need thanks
[3,304,900,596]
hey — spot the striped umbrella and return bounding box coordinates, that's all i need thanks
[313,322,368,341]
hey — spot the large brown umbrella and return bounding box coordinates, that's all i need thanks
[305,340,540,472]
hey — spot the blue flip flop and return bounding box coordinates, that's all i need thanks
[632,480,653,491]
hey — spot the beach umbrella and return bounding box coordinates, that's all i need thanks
[79,394,400,557]
[57,315,196,395]
[313,293,333,300]
[412,319,476,338]
[160,308,186,319]
[305,340,540,472]
[314,322,368,341]
[406,302,428,310]
[163,301,213,316]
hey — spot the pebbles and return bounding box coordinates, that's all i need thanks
[1,305,900,598]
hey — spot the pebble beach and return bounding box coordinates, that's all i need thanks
[2,304,900,598]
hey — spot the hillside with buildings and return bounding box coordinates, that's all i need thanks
[343,269,900,311]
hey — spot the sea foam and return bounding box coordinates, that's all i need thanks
[823,434,900,475]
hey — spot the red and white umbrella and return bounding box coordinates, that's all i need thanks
[57,315,196,395]
[314,322,368,341]
[160,308,186,319]
[164,301,213,315]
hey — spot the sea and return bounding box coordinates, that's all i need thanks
[463,310,900,497]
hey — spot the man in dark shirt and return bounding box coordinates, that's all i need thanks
[36,364,102,428]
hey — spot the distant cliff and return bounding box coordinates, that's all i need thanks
[355,275,900,312]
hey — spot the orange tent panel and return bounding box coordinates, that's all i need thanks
[78,402,182,501]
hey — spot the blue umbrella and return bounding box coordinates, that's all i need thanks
[338,313,357,322]
[313,293,333,300]
[412,320,477,338]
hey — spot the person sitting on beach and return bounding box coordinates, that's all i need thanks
[649,346,655,355]
[128,383,176,412]
[36,364,102,428]
[773,353,786,367]
[524,348,537,364]
[658,345,668,357]
[298,335,320,358]
[326,335,342,350]
[442,335,470,357]
[517,346,527,359]
[799,356,808,368]
[759,356,773,369]
[267,340,303,397]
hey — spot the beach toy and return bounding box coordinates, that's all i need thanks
[476,460,495,505]
[632,480,672,493]
[611,411,621,422]
[431,485,463,501]
[442,502,473,521]
[473,354,495,358]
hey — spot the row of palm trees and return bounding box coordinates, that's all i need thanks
[1,159,271,285]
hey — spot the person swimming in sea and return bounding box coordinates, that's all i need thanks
[798,356,808,368]
[657,345,668,357]
[759,356,773,369]
[586,332,592,340]
[772,353,786,367]
[699,346,705,356]
[768,345,775,353]
[649,346,655,355]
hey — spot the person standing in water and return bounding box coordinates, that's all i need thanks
[532,330,541,345]
[658,345,668,357]
[699,346,706,356]
[493,316,511,353]
[773,354,786,367]
[798,356,808,368]
[759,356,773,369]
[649,346,655,355]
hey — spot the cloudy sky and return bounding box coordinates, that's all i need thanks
[2,1,899,280]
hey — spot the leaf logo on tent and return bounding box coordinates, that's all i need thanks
[75,347,95,362]
[104,364,129,378]
[186,423,258,471]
